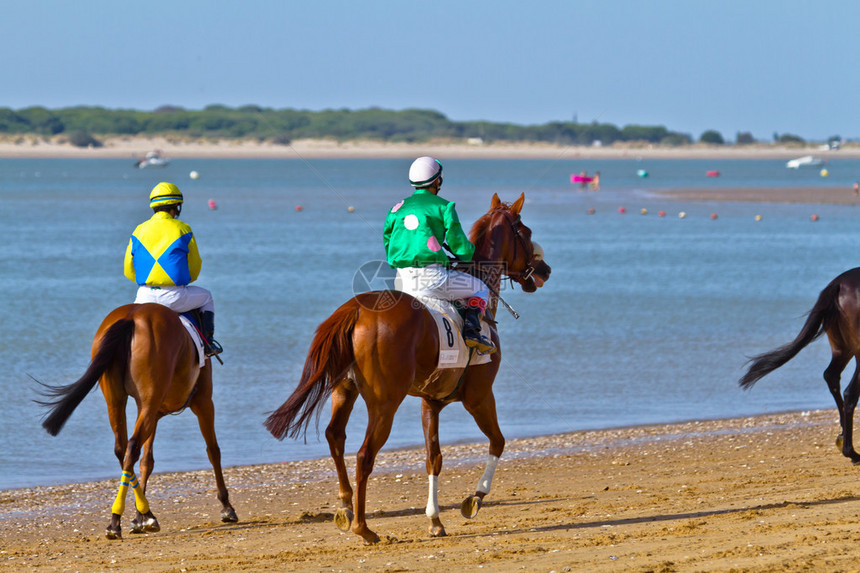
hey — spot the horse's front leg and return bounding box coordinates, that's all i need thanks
[841,366,860,463]
[421,399,446,537]
[461,386,505,519]
[326,382,359,532]
[130,433,161,533]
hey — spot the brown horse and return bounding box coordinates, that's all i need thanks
[38,303,238,539]
[739,267,860,464]
[265,193,551,543]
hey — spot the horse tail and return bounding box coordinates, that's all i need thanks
[265,300,360,440]
[739,279,841,390]
[38,318,135,436]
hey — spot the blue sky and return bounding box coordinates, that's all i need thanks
[2,0,858,141]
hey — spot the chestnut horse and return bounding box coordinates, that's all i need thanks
[38,303,237,539]
[739,267,860,464]
[265,193,551,543]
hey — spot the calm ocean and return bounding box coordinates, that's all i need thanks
[3,156,860,490]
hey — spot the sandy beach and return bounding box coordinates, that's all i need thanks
[5,409,860,572]
[2,134,859,161]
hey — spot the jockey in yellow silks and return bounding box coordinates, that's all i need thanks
[124,182,222,357]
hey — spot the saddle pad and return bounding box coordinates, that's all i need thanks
[178,315,206,368]
[415,296,494,370]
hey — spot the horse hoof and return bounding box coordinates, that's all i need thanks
[359,529,381,544]
[105,527,121,540]
[429,523,447,537]
[461,495,482,519]
[130,520,144,534]
[334,507,353,531]
[837,434,844,450]
[221,507,238,523]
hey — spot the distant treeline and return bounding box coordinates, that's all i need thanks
[0,104,797,146]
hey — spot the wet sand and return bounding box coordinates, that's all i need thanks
[5,409,860,572]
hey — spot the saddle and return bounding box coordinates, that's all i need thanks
[413,296,494,370]
[178,311,206,368]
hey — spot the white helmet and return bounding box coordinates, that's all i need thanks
[408,156,443,187]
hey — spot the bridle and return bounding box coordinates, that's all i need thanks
[497,209,539,286]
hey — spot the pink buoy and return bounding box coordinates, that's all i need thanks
[706,170,720,177]
[710,213,718,220]
[587,208,595,215]
[618,207,626,214]
[658,210,666,217]
[207,199,218,210]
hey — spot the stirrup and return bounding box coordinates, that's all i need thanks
[464,334,496,354]
[205,338,223,357]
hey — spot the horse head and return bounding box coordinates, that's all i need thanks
[470,193,551,293]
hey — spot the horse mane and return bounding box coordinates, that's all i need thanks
[469,202,512,250]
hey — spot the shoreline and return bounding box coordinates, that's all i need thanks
[0,408,816,494]
[2,135,859,160]
[7,408,860,571]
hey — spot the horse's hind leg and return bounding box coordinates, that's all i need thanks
[191,390,238,523]
[102,382,129,539]
[107,405,158,539]
[130,433,161,533]
[840,362,860,464]
[325,382,359,532]
[824,350,850,452]
[421,399,447,537]
[461,389,505,519]
[353,404,400,544]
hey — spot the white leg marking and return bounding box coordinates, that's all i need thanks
[476,455,499,494]
[426,474,440,518]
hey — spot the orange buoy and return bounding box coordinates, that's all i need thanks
[811,214,819,221]
[658,210,666,217]
[587,208,596,215]
[295,205,303,212]
[710,213,718,220]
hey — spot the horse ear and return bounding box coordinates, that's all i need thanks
[510,193,525,216]
[491,193,501,209]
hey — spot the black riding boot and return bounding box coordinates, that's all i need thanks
[462,307,496,354]
[201,311,223,357]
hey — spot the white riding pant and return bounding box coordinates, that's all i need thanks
[134,285,215,313]
[395,264,489,308]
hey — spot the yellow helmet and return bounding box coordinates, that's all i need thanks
[149,182,184,208]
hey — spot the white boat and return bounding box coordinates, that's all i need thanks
[135,150,169,168]
[786,155,824,169]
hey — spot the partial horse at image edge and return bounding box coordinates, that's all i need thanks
[37,303,238,539]
[739,267,860,463]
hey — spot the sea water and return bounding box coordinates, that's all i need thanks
[2,156,860,489]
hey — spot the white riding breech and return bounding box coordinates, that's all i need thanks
[395,264,489,307]
[134,285,215,313]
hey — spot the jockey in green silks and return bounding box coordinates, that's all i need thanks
[383,157,495,354]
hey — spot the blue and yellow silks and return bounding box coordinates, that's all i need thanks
[124,212,202,286]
